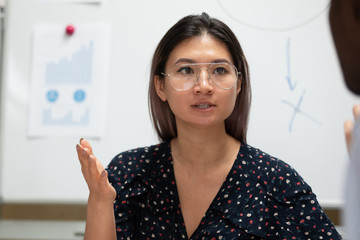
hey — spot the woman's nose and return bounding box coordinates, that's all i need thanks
[194,68,214,94]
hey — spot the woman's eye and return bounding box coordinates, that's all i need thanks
[213,67,227,75]
[179,66,194,75]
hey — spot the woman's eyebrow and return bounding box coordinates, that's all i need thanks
[174,58,196,65]
[212,59,232,64]
[174,58,232,65]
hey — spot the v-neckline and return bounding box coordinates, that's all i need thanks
[167,143,241,239]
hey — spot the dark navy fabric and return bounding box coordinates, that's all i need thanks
[107,141,341,240]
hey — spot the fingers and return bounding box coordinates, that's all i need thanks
[344,104,360,155]
[79,138,93,155]
[76,143,91,171]
[75,139,117,202]
[76,138,95,170]
[76,139,99,179]
[344,120,354,154]
[76,139,108,186]
[353,104,360,121]
[88,154,105,178]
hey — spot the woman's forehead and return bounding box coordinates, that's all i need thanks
[166,35,233,67]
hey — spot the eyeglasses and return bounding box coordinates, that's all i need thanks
[161,62,240,91]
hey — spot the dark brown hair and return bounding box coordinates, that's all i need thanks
[148,12,251,143]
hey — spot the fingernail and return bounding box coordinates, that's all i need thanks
[79,138,84,144]
[88,156,93,163]
[101,170,107,177]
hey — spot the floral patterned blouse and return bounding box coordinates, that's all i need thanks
[106,141,342,239]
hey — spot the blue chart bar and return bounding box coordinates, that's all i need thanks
[43,109,89,125]
[45,41,93,84]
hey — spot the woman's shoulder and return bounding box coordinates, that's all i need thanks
[238,143,309,197]
[239,143,296,173]
[235,143,341,239]
[107,141,171,173]
[106,141,172,197]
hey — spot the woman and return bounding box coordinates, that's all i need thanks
[76,13,341,239]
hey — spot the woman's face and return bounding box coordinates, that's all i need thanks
[155,34,241,131]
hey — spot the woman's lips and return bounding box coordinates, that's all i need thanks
[191,103,216,110]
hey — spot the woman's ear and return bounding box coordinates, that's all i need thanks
[154,75,167,102]
[236,76,242,95]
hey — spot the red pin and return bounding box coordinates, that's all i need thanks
[65,25,75,35]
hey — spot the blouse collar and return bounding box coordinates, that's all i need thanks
[146,142,269,238]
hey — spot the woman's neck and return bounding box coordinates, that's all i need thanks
[170,125,240,169]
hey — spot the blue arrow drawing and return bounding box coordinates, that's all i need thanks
[286,38,297,91]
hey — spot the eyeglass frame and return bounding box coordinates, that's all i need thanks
[161,62,242,91]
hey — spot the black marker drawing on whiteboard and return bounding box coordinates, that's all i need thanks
[282,91,321,132]
[286,38,297,91]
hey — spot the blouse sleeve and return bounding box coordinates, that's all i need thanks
[264,159,342,239]
[106,151,149,240]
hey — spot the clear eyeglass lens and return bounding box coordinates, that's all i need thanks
[169,63,238,91]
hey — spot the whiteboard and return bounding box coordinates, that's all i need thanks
[0,0,359,207]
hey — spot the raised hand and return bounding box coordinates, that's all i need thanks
[76,138,116,203]
[344,104,360,154]
[76,138,117,240]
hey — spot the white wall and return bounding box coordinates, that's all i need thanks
[0,0,358,207]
